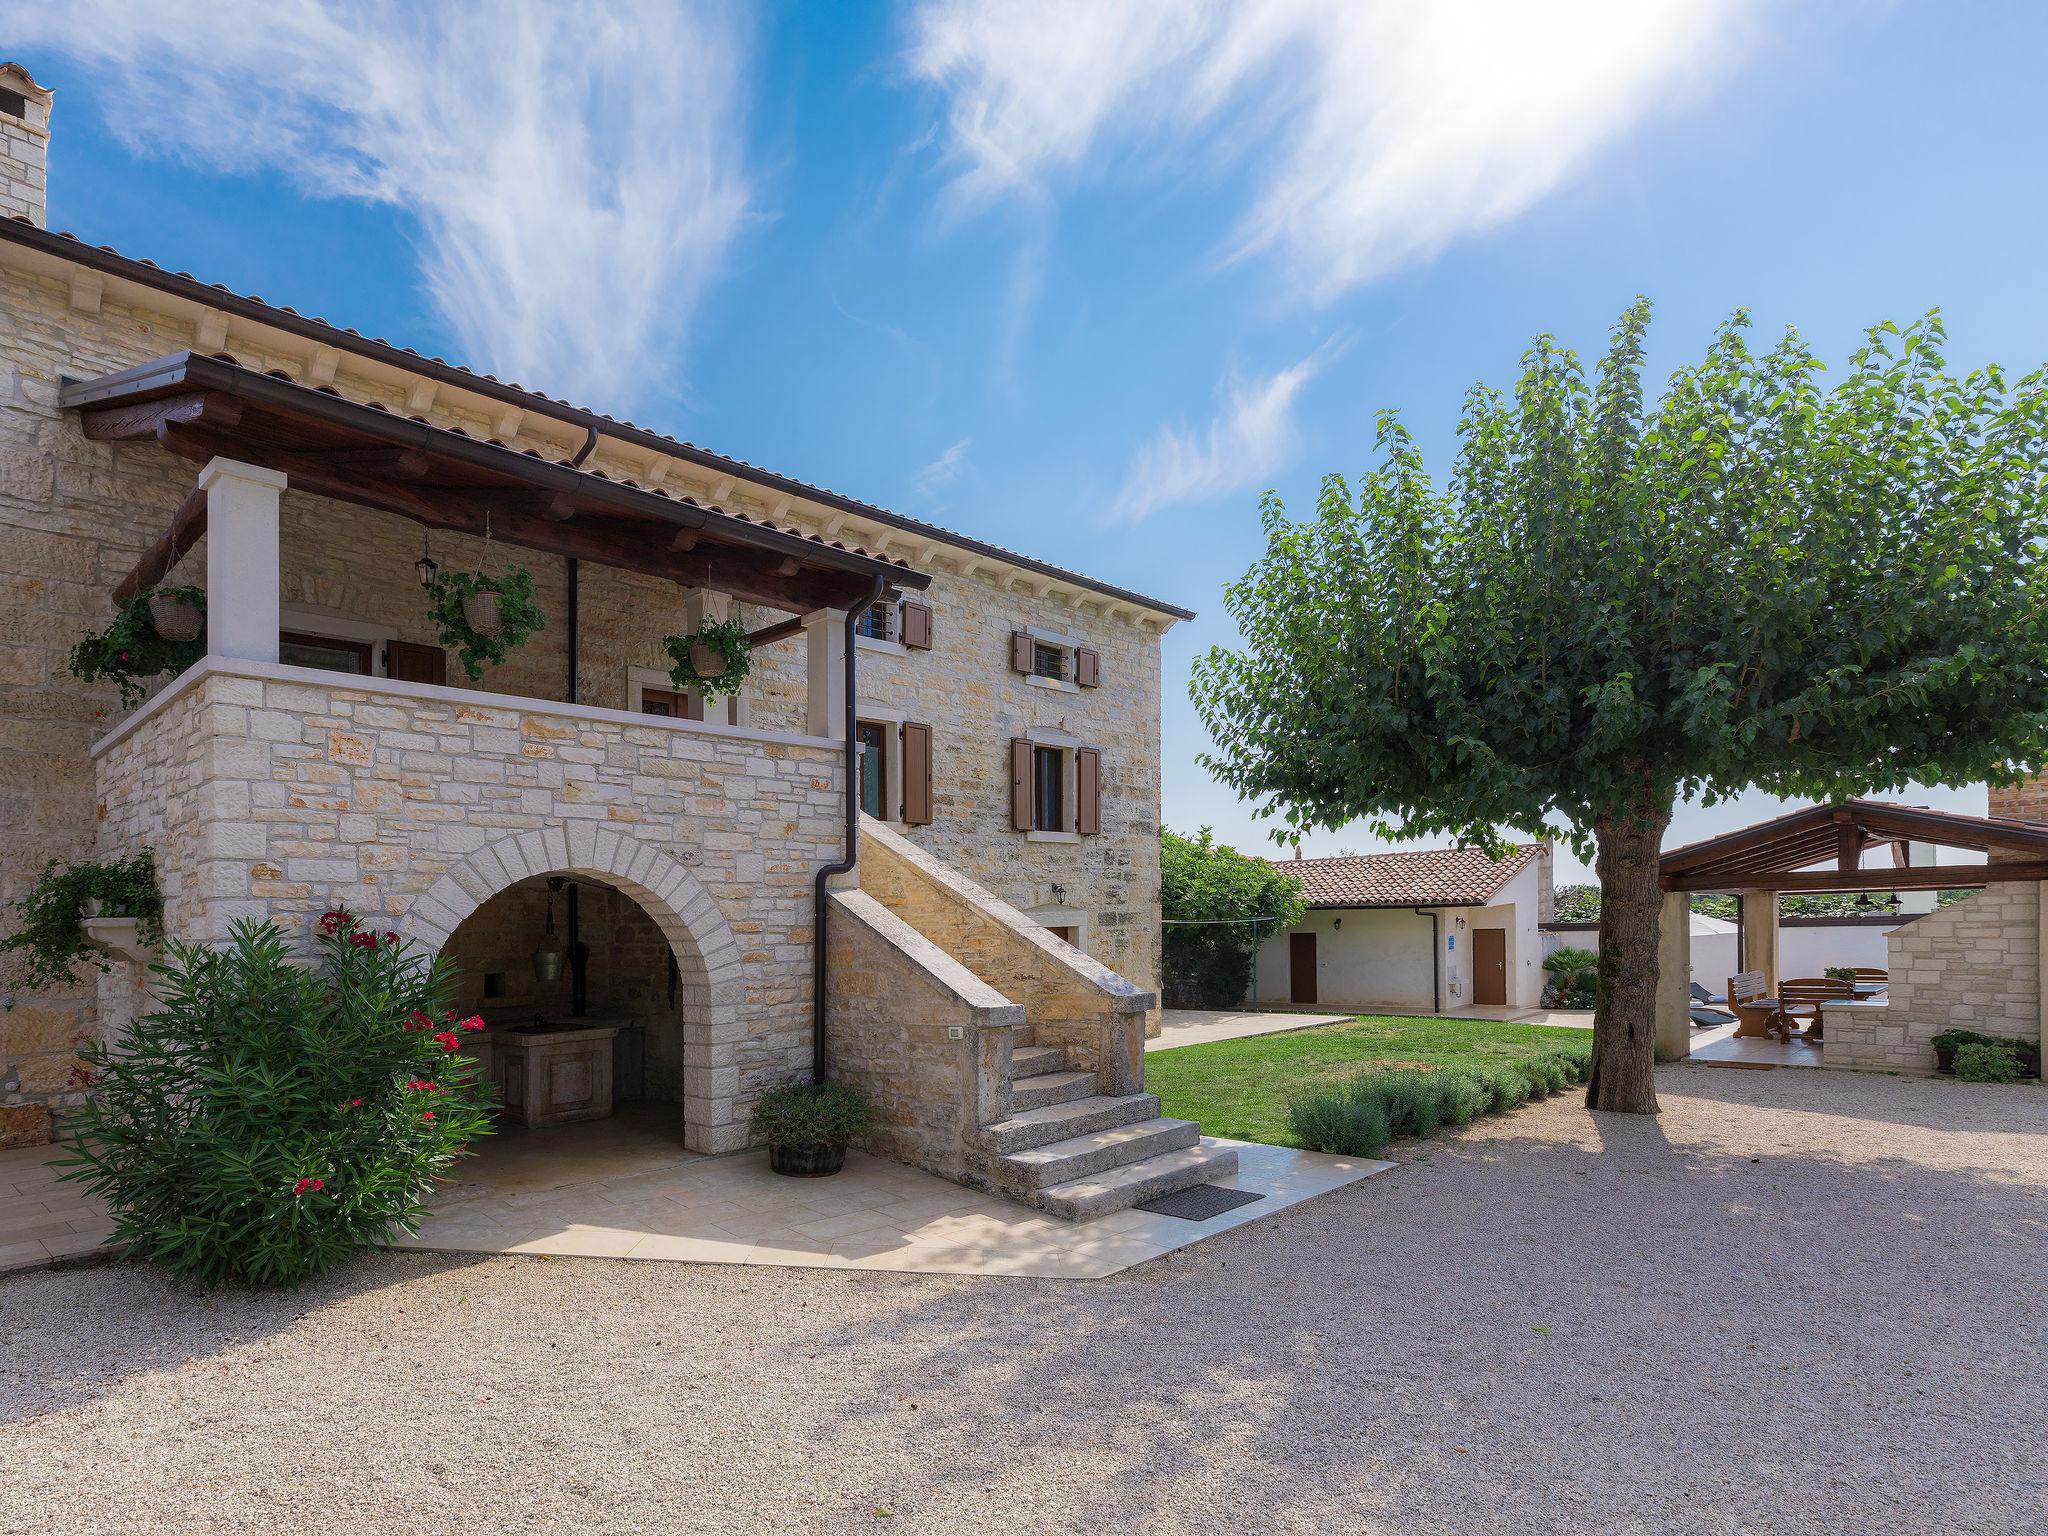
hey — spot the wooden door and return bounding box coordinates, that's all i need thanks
[1472,927,1507,1007]
[385,639,446,686]
[1289,932,1317,1006]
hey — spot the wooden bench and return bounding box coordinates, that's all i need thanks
[1727,971,1783,1039]
[1778,977,1857,1040]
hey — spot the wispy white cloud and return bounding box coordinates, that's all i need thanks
[13,0,755,407]
[905,0,1747,300]
[1109,344,1335,523]
[912,437,972,497]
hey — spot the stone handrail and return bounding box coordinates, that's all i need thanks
[853,816,1153,1096]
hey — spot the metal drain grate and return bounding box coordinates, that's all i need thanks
[1133,1184,1265,1222]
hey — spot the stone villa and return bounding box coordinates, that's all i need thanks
[0,64,1230,1219]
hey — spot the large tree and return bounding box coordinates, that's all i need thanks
[1192,303,2048,1112]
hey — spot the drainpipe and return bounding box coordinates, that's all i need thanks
[565,557,580,704]
[812,576,886,1084]
[1413,907,1441,1014]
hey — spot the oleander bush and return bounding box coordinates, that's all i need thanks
[54,909,495,1288]
[1289,1044,1594,1156]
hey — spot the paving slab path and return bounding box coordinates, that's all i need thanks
[3,1064,2042,1536]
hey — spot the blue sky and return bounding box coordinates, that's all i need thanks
[13,1,2048,881]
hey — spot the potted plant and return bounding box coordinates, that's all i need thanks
[663,616,752,699]
[426,566,545,681]
[749,1080,875,1176]
[0,851,165,996]
[1823,965,1858,983]
[67,587,208,709]
[1931,1028,2042,1078]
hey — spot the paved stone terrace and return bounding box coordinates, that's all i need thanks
[0,1144,113,1275]
[3,1065,2041,1535]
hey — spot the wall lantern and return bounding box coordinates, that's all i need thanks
[414,528,439,589]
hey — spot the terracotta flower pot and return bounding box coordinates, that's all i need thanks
[147,592,204,643]
[688,641,728,678]
[461,590,503,636]
[769,1140,847,1177]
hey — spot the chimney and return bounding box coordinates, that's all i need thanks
[0,63,54,229]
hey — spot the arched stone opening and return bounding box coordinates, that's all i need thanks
[402,830,748,1154]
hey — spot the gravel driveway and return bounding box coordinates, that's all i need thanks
[4,1064,2042,1536]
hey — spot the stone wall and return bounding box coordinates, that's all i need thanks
[91,660,843,1151]
[1,240,1177,1138]
[855,817,1151,1095]
[825,887,1018,1186]
[1824,885,2044,1072]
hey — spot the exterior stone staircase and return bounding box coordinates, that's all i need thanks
[984,1039,1235,1219]
[825,817,1237,1222]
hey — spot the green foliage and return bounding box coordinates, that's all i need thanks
[1823,966,1858,982]
[1575,886,1947,922]
[749,1080,875,1149]
[1541,945,1598,1008]
[663,616,753,700]
[1160,826,1307,1007]
[53,911,495,1287]
[1287,1045,1593,1156]
[0,851,163,995]
[1553,884,1601,922]
[1192,302,2048,858]
[67,586,206,709]
[1953,1041,2022,1083]
[1932,1028,2041,1078]
[426,566,546,681]
[1286,1083,1389,1158]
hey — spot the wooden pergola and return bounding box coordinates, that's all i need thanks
[1649,800,2048,1058]
[62,350,923,620]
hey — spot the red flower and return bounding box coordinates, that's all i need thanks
[293,1177,311,1195]
[347,930,377,948]
[421,1110,436,1121]
[344,1097,363,1108]
[118,651,130,662]
[318,909,357,936]
[406,1009,434,1031]
[66,1064,95,1088]
[460,1014,485,1031]
[383,930,400,947]
[310,1178,325,1192]
[443,1009,459,1023]
[432,1031,461,1053]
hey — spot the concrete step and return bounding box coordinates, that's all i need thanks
[1010,1044,1068,1078]
[1006,1069,1098,1113]
[982,1092,1164,1155]
[1035,1141,1241,1222]
[1001,1117,1201,1188]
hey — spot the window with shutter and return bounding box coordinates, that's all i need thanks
[1009,630,1034,674]
[900,603,933,651]
[1076,747,1101,835]
[1074,647,1099,688]
[1010,738,1034,829]
[901,721,933,824]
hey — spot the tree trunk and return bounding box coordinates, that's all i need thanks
[1585,778,1675,1114]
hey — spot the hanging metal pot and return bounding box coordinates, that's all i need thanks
[688,640,727,678]
[531,877,566,981]
[147,591,204,643]
[462,589,503,636]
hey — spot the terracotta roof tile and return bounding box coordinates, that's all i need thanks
[1272,845,1543,908]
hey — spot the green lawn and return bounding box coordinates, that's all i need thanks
[1146,1014,1595,1147]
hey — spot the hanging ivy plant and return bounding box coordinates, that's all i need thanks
[68,587,207,710]
[425,566,546,682]
[663,617,752,699]
[0,851,165,997]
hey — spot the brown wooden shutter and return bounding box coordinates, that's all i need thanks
[1010,630,1034,674]
[1075,646,1100,688]
[901,721,933,825]
[900,602,933,651]
[385,640,446,686]
[1010,738,1034,830]
[1076,747,1101,835]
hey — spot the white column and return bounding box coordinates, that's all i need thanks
[803,608,847,737]
[197,457,286,663]
[1655,889,1692,1060]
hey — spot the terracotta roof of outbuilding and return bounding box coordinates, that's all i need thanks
[0,216,1192,619]
[1272,845,1544,908]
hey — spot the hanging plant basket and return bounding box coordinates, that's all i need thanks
[68,586,208,710]
[0,850,165,995]
[146,590,205,643]
[426,567,545,682]
[663,617,752,700]
[461,588,503,637]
